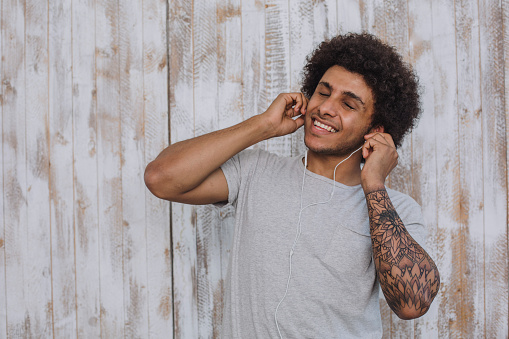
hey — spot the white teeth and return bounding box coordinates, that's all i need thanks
[314,120,337,133]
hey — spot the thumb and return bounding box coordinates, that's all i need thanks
[294,115,305,129]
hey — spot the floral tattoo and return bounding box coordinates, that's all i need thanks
[366,189,440,317]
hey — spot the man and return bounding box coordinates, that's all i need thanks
[145,33,440,338]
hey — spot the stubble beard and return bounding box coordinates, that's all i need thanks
[304,126,371,157]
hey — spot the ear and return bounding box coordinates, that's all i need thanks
[369,125,385,134]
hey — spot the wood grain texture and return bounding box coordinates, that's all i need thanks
[169,0,199,337]
[143,0,173,336]
[119,0,150,336]
[264,0,291,156]
[0,0,5,334]
[96,0,125,337]
[455,0,485,337]
[408,0,439,337]
[2,0,29,336]
[431,1,463,337]
[25,0,53,337]
[383,1,414,337]
[72,0,101,337]
[48,0,77,336]
[479,0,508,337]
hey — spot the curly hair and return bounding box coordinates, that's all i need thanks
[300,33,421,148]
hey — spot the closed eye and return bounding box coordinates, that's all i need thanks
[344,102,355,110]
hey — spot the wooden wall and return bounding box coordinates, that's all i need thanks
[1,0,507,338]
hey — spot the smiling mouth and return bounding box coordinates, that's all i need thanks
[313,119,337,133]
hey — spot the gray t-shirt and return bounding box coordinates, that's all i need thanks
[219,149,426,338]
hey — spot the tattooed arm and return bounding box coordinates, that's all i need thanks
[365,188,440,319]
[361,131,440,319]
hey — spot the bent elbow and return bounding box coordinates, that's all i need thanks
[144,162,170,200]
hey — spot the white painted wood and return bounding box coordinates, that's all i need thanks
[430,1,462,337]
[25,0,53,337]
[0,0,5,334]
[2,0,29,336]
[48,0,76,336]
[241,0,265,125]
[407,0,439,337]
[337,0,361,33]
[169,0,199,337]
[454,0,485,337]
[192,0,222,337]
[95,0,125,337]
[383,2,414,336]
[264,0,292,156]
[142,0,173,336]
[118,1,150,336]
[72,0,101,337]
[479,0,508,337]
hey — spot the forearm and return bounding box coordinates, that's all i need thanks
[365,188,440,319]
[145,114,271,199]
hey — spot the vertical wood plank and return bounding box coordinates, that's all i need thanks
[143,0,173,336]
[0,0,5,334]
[48,0,76,335]
[454,0,485,337]
[118,0,150,336]
[383,1,414,337]
[192,0,222,337]
[2,0,29,336]
[430,1,462,337]
[214,0,242,334]
[241,0,265,126]
[72,0,101,337]
[25,0,53,336]
[264,0,291,156]
[169,0,198,336]
[337,0,361,33]
[407,0,439,337]
[479,0,508,336]
[96,0,125,336]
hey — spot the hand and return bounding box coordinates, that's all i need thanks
[262,93,308,138]
[361,132,398,192]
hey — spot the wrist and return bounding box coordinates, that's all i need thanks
[362,179,386,194]
[247,114,277,140]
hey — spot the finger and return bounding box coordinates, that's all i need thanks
[294,115,305,129]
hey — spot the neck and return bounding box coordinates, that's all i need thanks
[305,149,363,186]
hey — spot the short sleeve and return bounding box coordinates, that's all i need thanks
[217,149,267,207]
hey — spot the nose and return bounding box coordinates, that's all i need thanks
[318,96,338,117]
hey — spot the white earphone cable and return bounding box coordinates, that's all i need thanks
[274,145,364,338]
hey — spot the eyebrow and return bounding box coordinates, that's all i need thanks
[318,81,366,107]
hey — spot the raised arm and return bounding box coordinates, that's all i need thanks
[361,131,440,319]
[144,93,308,204]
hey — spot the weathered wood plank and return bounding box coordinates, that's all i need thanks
[337,0,361,33]
[169,0,198,337]
[383,1,414,336]
[142,0,173,336]
[407,0,439,337]
[454,0,485,337]
[95,0,125,336]
[118,0,150,336]
[25,0,53,336]
[72,0,101,337]
[241,0,265,126]
[48,0,77,335]
[0,0,5,334]
[479,0,508,337]
[215,0,242,334]
[430,1,462,337]
[264,0,291,156]
[192,0,222,336]
[2,0,30,336]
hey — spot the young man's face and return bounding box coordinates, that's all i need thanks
[304,65,376,157]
